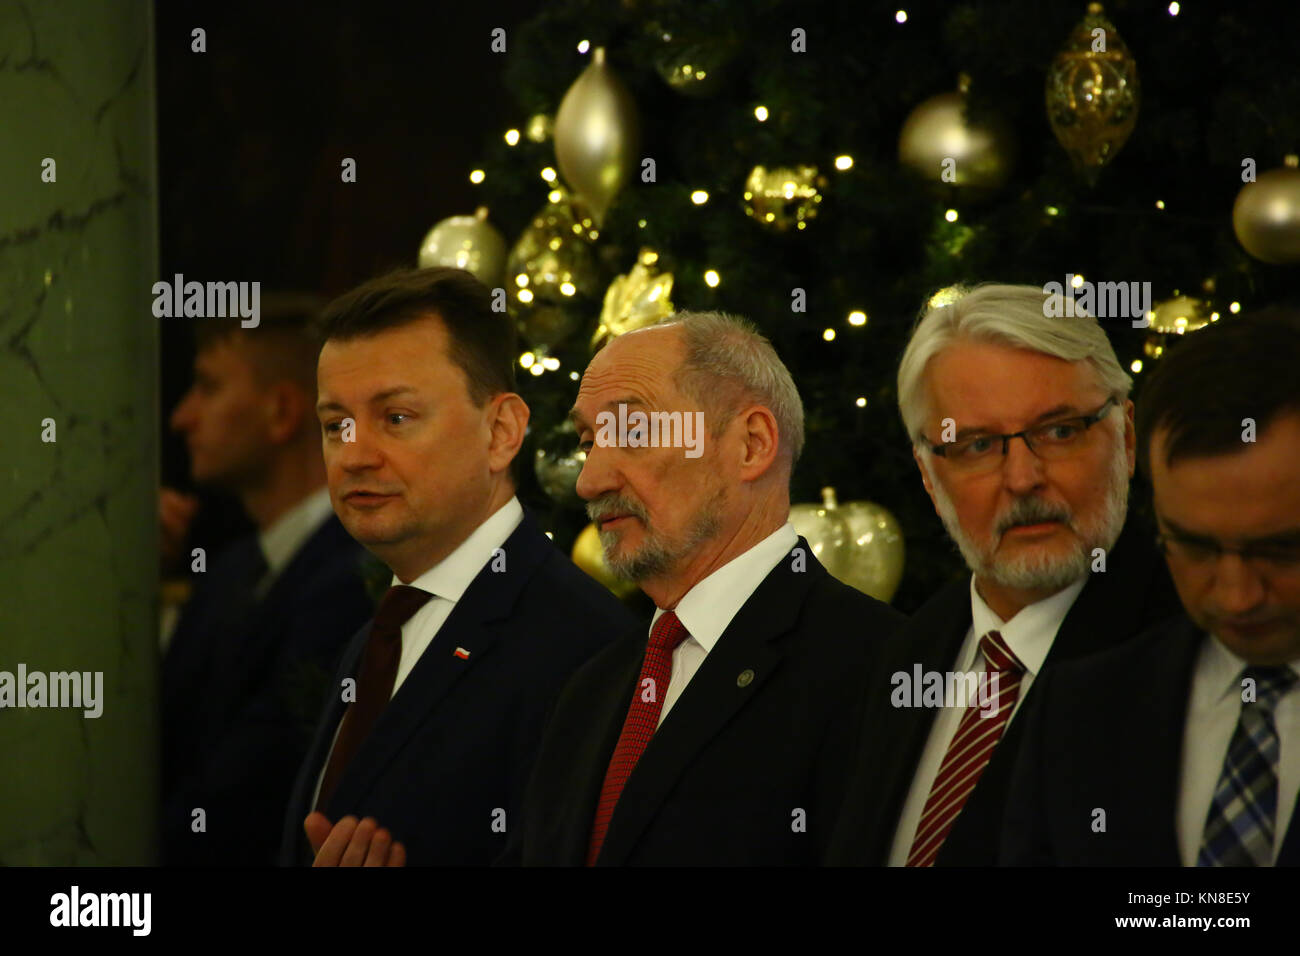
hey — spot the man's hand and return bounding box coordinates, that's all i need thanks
[160,488,200,570]
[304,811,407,867]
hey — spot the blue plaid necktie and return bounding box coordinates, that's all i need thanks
[1197,665,1298,867]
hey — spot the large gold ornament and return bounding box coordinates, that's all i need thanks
[1233,156,1300,265]
[571,522,639,600]
[1142,294,1216,361]
[743,164,825,232]
[591,248,675,351]
[554,47,640,227]
[898,74,1015,193]
[416,207,506,287]
[789,487,905,603]
[506,190,599,348]
[1045,3,1140,184]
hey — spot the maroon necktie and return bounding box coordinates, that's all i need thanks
[315,585,431,811]
[906,630,1025,866]
[586,610,690,865]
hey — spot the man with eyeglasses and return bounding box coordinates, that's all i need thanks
[828,283,1182,866]
[1002,308,1300,866]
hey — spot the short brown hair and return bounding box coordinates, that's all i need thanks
[320,267,517,406]
[193,292,326,394]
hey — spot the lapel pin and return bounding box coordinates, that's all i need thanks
[454,647,471,660]
[737,668,755,688]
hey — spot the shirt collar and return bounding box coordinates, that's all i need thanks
[1202,632,1300,703]
[399,496,525,602]
[257,485,335,578]
[968,573,1088,676]
[650,523,799,651]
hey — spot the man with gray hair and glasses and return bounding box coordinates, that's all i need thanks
[829,283,1181,866]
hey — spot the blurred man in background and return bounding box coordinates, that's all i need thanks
[161,295,373,866]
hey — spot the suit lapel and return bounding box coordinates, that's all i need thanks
[322,510,553,815]
[593,541,820,865]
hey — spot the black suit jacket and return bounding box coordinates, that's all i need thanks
[162,515,373,865]
[1001,615,1300,866]
[278,508,636,865]
[827,517,1183,865]
[512,537,904,866]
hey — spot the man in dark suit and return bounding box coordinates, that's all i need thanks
[162,302,374,865]
[1003,309,1300,866]
[828,284,1181,866]
[279,267,635,866]
[509,310,902,866]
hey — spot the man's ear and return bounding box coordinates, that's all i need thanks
[913,445,940,515]
[267,381,309,444]
[737,405,780,481]
[487,392,529,474]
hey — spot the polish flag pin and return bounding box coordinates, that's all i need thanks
[453,647,471,660]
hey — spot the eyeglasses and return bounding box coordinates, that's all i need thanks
[926,397,1118,473]
[1156,530,1300,575]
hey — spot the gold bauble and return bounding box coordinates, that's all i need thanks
[571,522,638,600]
[898,75,1015,192]
[1233,156,1300,264]
[591,247,675,351]
[417,206,506,287]
[1143,295,1217,360]
[789,487,905,604]
[506,190,599,348]
[743,164,825,232]
[1045,3,1140,184]
[554,47,640,226]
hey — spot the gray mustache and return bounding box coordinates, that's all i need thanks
[997,497,1071,535]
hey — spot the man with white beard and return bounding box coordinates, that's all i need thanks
[828,284,1182,866]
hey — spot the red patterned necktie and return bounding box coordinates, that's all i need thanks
[906,629,1025,867]
[316,585,432,811]
[586,610,690,866]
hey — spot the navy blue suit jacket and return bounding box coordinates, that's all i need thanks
[278,509,636,865]
[161,515,373,865]
[1002,615,1300,866]
[512,538,903,866]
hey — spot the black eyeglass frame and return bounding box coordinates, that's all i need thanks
[926,396,1120,460]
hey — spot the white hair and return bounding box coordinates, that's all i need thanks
[651,310,805,468]
[897,283,1133,448]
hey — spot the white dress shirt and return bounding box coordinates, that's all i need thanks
[649,522,799,728]
[309,496,524,809]
[887,574,1087,865]
[1176,635,1300,865]
[257,485,336,584]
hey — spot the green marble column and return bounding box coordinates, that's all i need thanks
[0,1,159,864]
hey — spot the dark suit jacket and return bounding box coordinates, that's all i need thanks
[1001,615,1300,866]
[162,515,373,865]
[512,537,904,866]
[827,517,1183,866]
[278,508,635,865]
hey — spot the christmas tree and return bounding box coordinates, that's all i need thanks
[434,0,1300,611]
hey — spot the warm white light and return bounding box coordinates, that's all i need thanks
[469,169,485,184]
[519,352,535,368]
[754,105,769,122]
[848,310,867,326]
[835,155,854,171]
[703,270,720,287]
[1045,205,1060,216]
[504,129,520,146]
[1071,274,1085,288]
[855,397,867,407]
[577,39,590,53]
[896,10,908,23]
[823,328,836,341]
[570,371,580,381]
[548,189,562,204]
[559,282,576,297]
[638,219,647,228]
[691,190,709,205]
[945,209,958,222]
[515,273,529,288]
[542,357,560,371]
[541,167,558,182]
[1155,199,1165,209]
[517,289,534,304]
[1131,359,1144,373]
[1229,301,1241,313]
[1168,2,1180,15]
[529,364,545,377]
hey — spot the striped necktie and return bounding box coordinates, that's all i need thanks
[907,629,1026,867]
[1198,665,1298,867]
